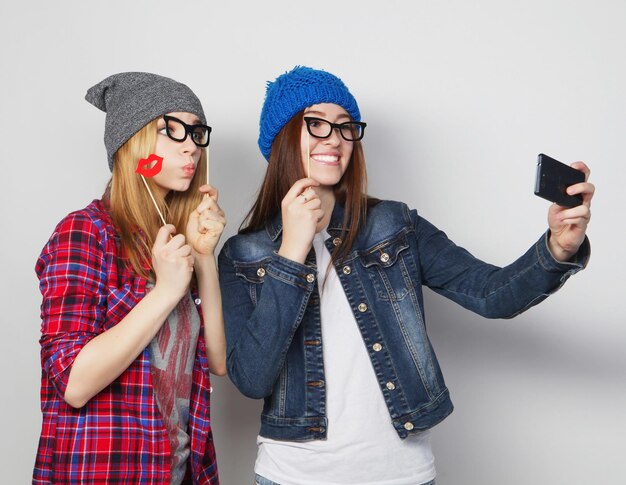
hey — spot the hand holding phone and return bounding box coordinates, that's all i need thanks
[534,153,585,207]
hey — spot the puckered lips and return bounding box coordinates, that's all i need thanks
[135,154,164,177]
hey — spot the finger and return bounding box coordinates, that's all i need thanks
[560,217,589,227]
[199,184,219,201]
[195,198,215,214]
[171,243,193,258]
[557,205,591,222]
[570,161,590,182]
[200,211,227,225]
[313,208,325,223]
[200,220,226,233]
[566,181,594,195]
[198,199,224,217]
[566,182,595,206]
[302,186,320,200]
[154,224,176,248]
[166,233,187,250]
[285,178,320,202]
[167,244,193,261]
[303,198,322,210]
[296,186,322,204]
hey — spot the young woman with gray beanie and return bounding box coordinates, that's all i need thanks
[34,72,225,484]
[218,66,595,485]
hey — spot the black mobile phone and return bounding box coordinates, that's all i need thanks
[534,153,584,207]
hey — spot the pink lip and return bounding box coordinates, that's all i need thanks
[182,163,196,177]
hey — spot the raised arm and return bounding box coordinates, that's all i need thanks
[186,184,227,376]
[39,215,194,408]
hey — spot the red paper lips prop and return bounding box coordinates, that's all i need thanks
[135,154,163,177]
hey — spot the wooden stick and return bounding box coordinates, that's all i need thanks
[306,131,311,178]
[140,175,167,226]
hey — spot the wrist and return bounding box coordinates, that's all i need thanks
[277,243,309,264]
[150,281,187,306]
[194,253,217,274]
[547,234,575,262]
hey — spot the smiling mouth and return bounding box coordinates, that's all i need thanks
[311,154,340,165]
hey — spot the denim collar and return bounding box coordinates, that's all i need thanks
[264,202,350,242]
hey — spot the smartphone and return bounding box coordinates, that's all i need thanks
[534,153,584,207]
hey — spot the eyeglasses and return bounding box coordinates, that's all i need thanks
[303,116,367,142]
[162,115,212,147]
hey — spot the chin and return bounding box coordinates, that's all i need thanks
[314,175,343,187]
[171,182,193,193]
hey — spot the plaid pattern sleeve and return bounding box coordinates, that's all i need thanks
[37,209,107,398]
[33,200,219,484]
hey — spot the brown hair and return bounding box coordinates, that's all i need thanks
[103,119,207,280]
[241,110,378,262]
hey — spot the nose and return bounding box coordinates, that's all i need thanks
[180,133,200,157]
[323,126,342,146]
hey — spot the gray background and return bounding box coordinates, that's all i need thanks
[2,1,624,483]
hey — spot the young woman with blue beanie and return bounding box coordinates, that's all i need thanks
[218,66,594,485]
[35,72,225,484]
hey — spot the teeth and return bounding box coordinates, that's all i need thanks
[312,155,339,163]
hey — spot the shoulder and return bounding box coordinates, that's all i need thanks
[363,199,416,232]
[55,200,116,239]
[367,198,444,239]
[219,226,277,263]
[367,199,413,219]
[39,200,118,261]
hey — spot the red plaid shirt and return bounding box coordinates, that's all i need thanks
[34,200,219,484]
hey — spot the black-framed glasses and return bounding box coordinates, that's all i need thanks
[162,115,212,147]
[303,116,367,142]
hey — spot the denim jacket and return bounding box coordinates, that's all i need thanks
[218,200,589,441]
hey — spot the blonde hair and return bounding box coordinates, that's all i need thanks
[104,119,207,280]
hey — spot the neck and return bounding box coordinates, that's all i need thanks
[316,185,335,233]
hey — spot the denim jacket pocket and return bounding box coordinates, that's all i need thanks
[233,257,272,306]
[359,233,414,301]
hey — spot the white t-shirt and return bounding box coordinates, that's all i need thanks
[255,231,436,485]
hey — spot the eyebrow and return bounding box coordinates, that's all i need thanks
[163,115,202,125]
[304,110,351,121]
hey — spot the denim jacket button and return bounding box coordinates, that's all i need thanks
[257,267,266,277]
[372,343,382,352]
[386,381,395,390]
[333,237,342,246]
[358,303,368,312]
[404,422,414,431]
[380,252,390,263]
[342,265,351,275]
[306,273,316,283]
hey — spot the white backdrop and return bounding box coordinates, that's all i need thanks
[1,1,624,483]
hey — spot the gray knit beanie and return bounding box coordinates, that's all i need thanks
[85,72,206,171]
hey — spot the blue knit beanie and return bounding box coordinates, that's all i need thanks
[258,66,360,161]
